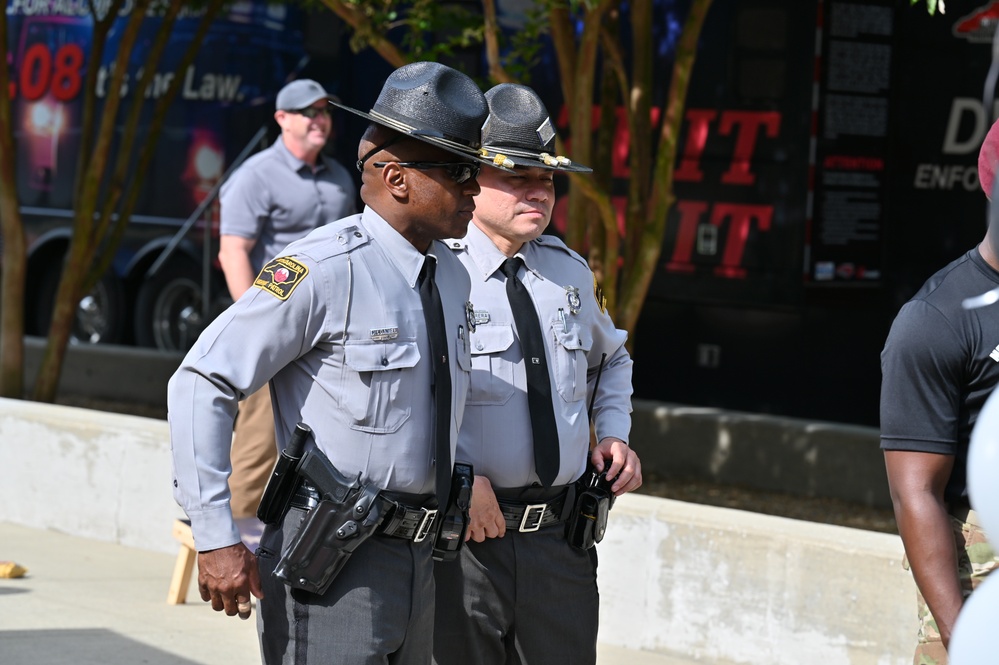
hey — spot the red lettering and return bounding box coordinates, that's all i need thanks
[665,201,773,278]
[718,111,780,185]
[20,43,52,101]
[710,203,773,278]
[822,155,884,170]
[665,200,708,272]
[557,104,664,179]
[52,44,84,101]
[675,110,716,183]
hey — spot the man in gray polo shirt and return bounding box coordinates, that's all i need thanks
[218,78,357,550]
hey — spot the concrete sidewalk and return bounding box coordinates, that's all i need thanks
[0,522,695,665]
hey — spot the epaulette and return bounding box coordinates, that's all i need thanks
[444,237,468,252]
[532,234,588,269]
[323,224,370,257]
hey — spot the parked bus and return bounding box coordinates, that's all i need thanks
[7,0,995,428]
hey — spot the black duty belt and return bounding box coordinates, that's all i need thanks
[497,490,569,533]
[289,483,439,543]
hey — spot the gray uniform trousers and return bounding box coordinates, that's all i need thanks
[257,507,435,664]
[432,525,599,665]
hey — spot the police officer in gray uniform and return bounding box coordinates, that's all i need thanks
[433,84,642,665]
[168,62,501,664]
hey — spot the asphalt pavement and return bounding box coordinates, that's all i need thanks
[0,522,701,665]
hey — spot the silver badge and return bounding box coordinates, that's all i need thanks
[537,117,556,146]
[370,327,399,341]
[565,286,581,315]
[465,301,477,333]
[473,310,491,326]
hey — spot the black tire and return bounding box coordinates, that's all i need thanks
[27,262,126,345]
[134,257,216,351]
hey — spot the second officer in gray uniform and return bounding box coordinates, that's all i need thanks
[168,62,500,664]
[433,84,643,664]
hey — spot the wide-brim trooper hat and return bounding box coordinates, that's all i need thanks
[478,83,592,173]
[333,61,498,166]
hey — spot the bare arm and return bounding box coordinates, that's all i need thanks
[884,449,961,647]
[218,235,258,300]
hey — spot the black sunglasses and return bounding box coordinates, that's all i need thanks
[373,161,480,184]
[288,107,331,120]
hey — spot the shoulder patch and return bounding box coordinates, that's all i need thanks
[593,274,607,314]
[254,257,309,301]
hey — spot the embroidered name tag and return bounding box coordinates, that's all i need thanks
[254,257,309,301]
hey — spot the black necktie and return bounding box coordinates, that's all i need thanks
[419,257,453,508]
[501,257,560,486]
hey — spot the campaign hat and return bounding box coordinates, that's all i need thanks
[333,61,499,166]
[276,79,336,111]
[478,83,592,173]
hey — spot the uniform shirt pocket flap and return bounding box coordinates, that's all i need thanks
[344,340,420,372]
[552,324,593,352]
[470,326,515,356]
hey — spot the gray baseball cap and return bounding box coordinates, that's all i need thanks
[276,79,334,111]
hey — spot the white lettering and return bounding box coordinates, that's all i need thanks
[143,71,175,99]
[181,67,243,102]
[182,66,199,100]
[913,163,981,191]
[214,74,241,102]
[6,0,129,17]
[944,98,987,155]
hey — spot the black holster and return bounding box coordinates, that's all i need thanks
[566,463,615,551]
[431,461,474,562]
[272,450,386,595]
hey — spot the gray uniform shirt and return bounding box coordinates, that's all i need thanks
[170,207,472,550]
[446,222,633,488]
[220,137,357,272]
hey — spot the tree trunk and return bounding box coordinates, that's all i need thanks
[617,0,713,336]
[0,4,26,399]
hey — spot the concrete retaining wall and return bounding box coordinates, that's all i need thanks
[630,399,888,509]
[600,495,915,664]
[0,398,183,553]
[0,399,916,663]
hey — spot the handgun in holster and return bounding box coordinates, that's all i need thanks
[272,447,388,595]
[432,461,474,562]
[566,461,616,551]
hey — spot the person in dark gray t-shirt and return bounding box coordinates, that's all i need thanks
[217,79,357,551]
[881,120,999,662]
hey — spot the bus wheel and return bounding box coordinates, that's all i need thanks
[134,258,207,352]
[28,267,126,345]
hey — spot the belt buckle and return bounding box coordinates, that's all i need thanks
[519,503,547,532]
[413,508,438,542]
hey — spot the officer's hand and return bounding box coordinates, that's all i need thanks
[466,475,506,542]
[197,543,264,620]
[591,438,642,496]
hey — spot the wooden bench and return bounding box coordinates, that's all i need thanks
[167,518,196,604]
